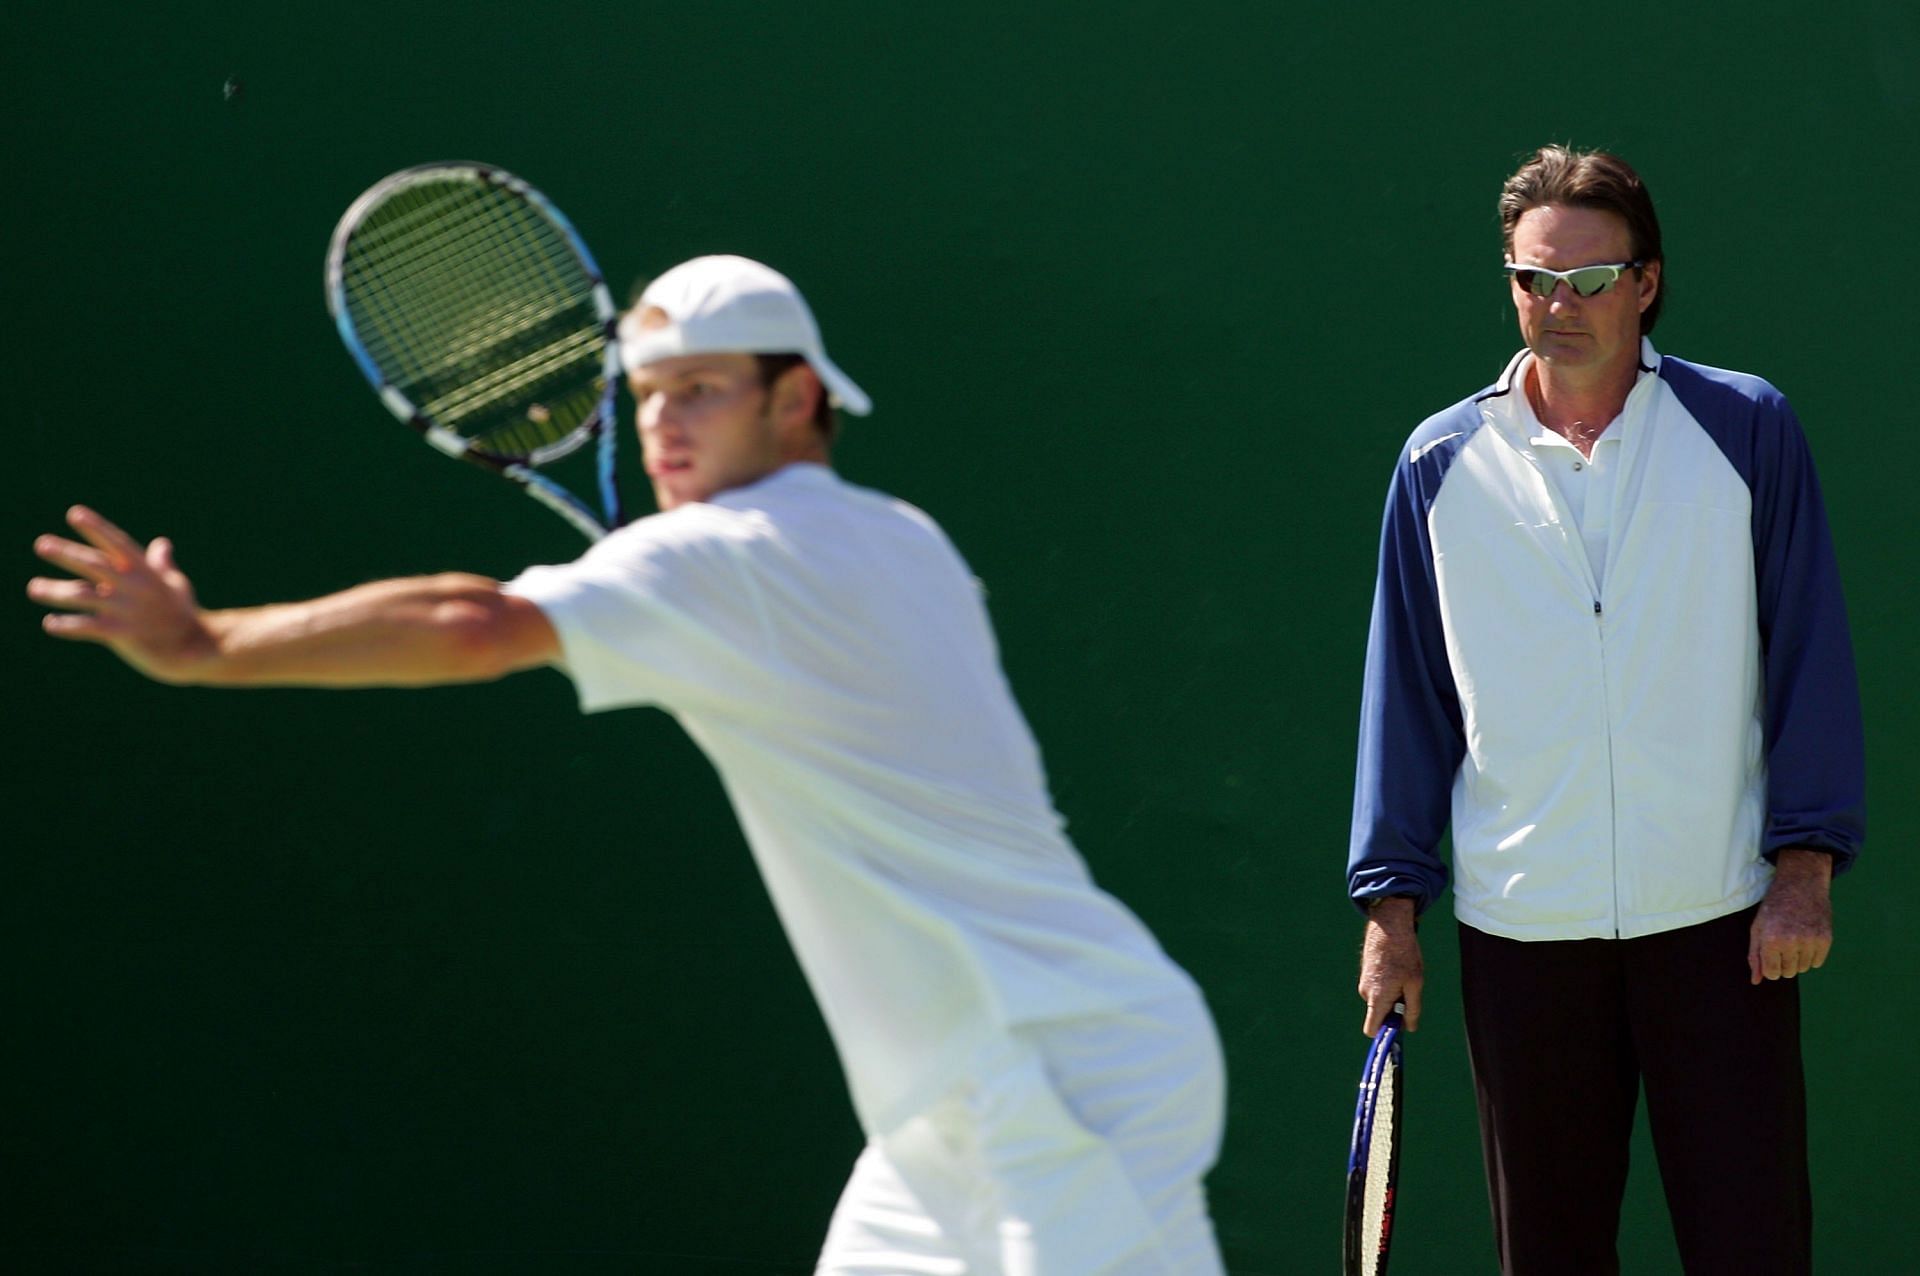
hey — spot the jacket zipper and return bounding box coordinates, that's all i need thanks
[1594,597,1622,938]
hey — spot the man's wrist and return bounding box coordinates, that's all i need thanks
[1773,847,1834,885]
[1363,895,1419,928]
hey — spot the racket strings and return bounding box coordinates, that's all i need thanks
[1358,1059,1397,1276]
[348,181,582,347]
[356,188,585,361]
[347,190,541,372]
[339,177,606,461]
[349,187,597,441]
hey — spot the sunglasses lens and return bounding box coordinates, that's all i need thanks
[1568,267,1620,297]
[1512,269,1553,297]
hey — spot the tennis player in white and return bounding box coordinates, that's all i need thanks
[29,255,1227,1274]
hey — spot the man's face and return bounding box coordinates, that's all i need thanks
[1508,204,1660,380]
[627,352,786,511]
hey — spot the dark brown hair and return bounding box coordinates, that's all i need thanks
[1499,145,1666,334]
[755,353,837,441]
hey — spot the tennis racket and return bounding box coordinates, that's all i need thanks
[325,162,623,540]
[1344,1003,1405,1276]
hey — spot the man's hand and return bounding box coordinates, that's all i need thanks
[1748,848,1834,985]
[29,506,217,683]
[1358,896,1423,1036]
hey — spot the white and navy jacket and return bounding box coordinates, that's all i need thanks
[1348,341,1865,941]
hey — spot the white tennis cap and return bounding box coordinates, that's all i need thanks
[618,255,872,417]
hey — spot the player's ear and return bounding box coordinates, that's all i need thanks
[1637,260,1661,316]
[771,364,826,439]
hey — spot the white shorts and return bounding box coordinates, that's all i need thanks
[815,997,1226,1275]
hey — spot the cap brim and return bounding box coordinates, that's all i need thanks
[812,354,871,417]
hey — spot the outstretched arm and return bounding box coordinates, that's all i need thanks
[28,506,558,688]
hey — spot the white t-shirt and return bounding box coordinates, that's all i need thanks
[504,463,1199,1133]
[1513,368,1625,591]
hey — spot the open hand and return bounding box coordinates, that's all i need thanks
[28,506,215,684]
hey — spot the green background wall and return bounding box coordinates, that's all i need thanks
[8,2,1915,1271]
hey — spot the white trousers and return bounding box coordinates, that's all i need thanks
[815,998,1226,1275]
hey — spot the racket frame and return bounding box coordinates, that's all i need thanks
[1344,1006,1405,1276]
[325,162,623,541]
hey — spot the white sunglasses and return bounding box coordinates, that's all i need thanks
[1504,260,1644,298]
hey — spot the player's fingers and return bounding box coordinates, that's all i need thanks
[67,506,145,569]
[26,577,105,611]
[1361,978,1416,1036]
[147,537,190,588]
[1362,996,1389,1038]
[1747,917,1765,985]
[33,535,115,583]
[41,612,120,642]
[1359,973,1393,1036]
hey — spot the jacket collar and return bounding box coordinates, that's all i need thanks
[1478,339,1666,454]
[1485,337,1663,404]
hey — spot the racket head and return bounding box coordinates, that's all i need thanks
[1344,1007,1405,1276]
[325,162,619,471]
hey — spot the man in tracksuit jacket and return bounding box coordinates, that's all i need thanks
[1347,145,1864,1276]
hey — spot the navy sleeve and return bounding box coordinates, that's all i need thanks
[1663,360,1867,872]
[1747,397,1867,870]
[1347,418,1474,913]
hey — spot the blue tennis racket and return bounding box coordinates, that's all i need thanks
[1344,1004,1405,1276]
[325,162,623,540]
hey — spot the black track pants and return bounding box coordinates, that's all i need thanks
[1458,907,1810,1276]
